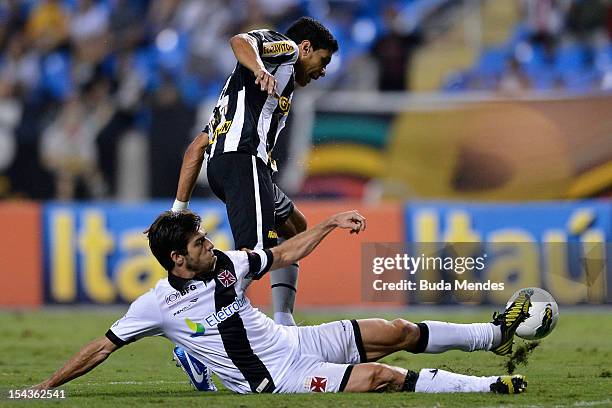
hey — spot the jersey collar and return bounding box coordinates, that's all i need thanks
[168,268,217,291]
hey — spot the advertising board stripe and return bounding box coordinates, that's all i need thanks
[246,201,405,306]
[0,201,42,306]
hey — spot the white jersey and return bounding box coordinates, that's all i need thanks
[107,248,300,393]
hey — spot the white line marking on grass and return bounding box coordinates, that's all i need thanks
[571,400,612,407]
[449,400,612,408]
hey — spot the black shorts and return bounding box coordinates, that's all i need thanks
[207,153,294,249]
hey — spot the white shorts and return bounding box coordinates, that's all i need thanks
[275,320,366,393]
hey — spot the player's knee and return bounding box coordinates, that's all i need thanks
[391,318,420,349]
[366,363,397,391]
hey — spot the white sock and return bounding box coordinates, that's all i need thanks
[415,368,498,393]
[270,260,298,326]
[421,321,501,353]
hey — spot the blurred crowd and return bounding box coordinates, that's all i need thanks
[445,0,612,93]
[0,0,428,201]
[1,0,611,201]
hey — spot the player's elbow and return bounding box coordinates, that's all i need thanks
[230,34,251,50]
[185,133,208,157]
[269,247,293,271]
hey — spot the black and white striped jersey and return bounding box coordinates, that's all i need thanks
[204,29,298,165]
[106,248,301,394]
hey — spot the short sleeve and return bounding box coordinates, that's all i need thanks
[247,29,298,65]
[106,290,163,347]
[225,249,273,282]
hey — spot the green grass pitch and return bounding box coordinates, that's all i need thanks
[1,308,611,407]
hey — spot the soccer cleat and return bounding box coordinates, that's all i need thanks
[172,346,217,391]
[491,291,532,356]
[490,375,528,394]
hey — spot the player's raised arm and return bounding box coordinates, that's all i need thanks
[268,210,366,270]
[32,336,118,390]
[174,131,210,210]
[229,33,277,96]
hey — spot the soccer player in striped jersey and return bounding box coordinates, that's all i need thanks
[171,17,338,389]
[33,210,528,395]
[174,17,337,325]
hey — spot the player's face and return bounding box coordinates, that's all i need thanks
[184,229,217,274]
[295,47,333,87]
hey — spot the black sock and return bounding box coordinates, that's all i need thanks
[411,322,429,354]
[402,370,419,392]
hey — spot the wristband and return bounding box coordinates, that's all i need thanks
[172,199,189,212]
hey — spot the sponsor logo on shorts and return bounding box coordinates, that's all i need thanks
[268,230,278,239]
[218,269,237,287]
[309,376,328,392]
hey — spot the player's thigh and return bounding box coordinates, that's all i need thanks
[210,154,277,249]
[298,320,366,365]
[355,318,421,361]
[277,357,353,393]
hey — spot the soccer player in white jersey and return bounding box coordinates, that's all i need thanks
[171,16,338,390]
[33,210,530,395]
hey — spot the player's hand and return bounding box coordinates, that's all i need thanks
[254,68,277,96]
[332,210,366,234]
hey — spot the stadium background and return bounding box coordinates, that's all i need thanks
[0,0,610,308]
[1,1,611,405]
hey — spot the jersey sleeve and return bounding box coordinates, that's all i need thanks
[247,29,299,65]
[225,249,274,282]
[105,290,163,347]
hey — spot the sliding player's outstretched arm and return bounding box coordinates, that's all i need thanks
[174,131,210,209]
[268,210,366,270]
[32,337,119,390]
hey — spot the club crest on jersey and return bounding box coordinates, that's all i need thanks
[308,376,327,392]
[218,269,237,287]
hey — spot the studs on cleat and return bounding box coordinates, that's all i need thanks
[491,292,532,356]
[490,375,528,394]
